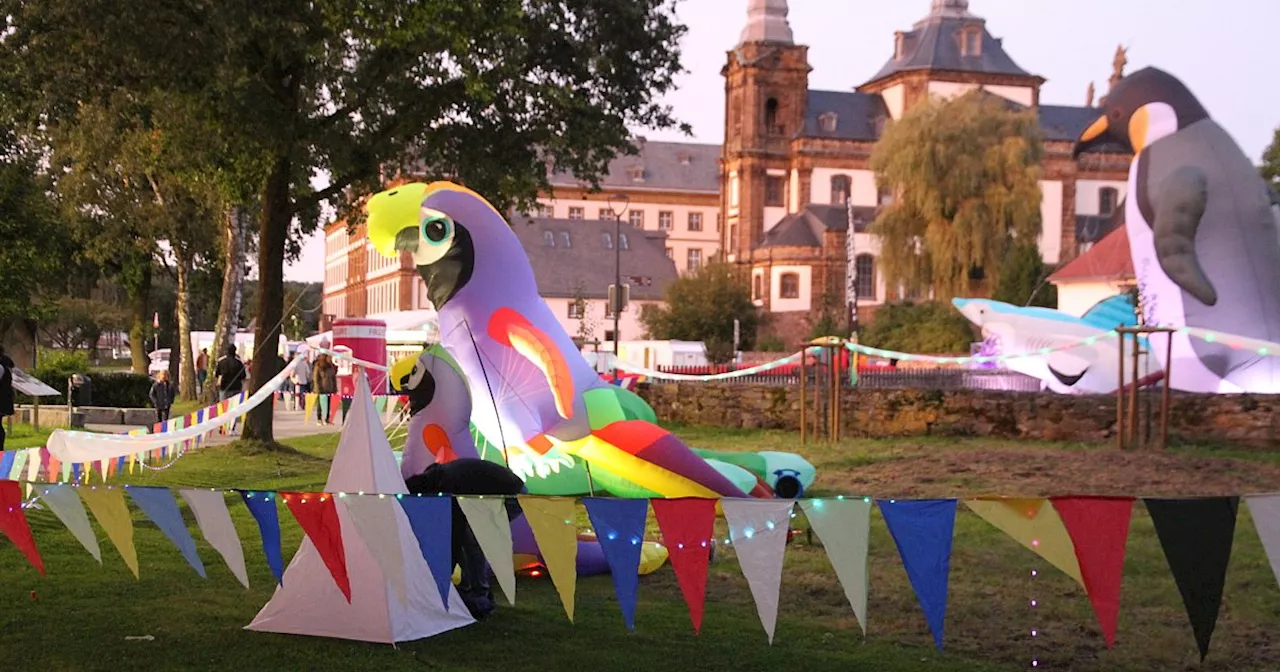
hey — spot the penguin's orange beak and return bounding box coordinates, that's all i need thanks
[1072,115,1111,159]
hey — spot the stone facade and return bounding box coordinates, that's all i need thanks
[637,383,1280,447]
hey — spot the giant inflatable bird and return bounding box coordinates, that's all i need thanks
[366,181,748,499]
[1073,67,1280,393]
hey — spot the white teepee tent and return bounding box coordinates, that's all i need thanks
[246,373,474,643]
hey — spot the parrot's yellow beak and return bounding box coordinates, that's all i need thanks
[367,183,430,257]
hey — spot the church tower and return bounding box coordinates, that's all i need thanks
[720,0,810,268]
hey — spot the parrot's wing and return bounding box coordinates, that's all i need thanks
[487,306,575,420]
[1152,165,1216,305]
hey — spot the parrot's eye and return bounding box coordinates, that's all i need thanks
[422,216,452,245]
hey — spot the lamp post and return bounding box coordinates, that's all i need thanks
[607,194,630,363]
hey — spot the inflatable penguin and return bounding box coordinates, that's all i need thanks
[1073,67,1280,393]
[389,345,481,480]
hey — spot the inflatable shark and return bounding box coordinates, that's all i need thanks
[952,295,1149,394]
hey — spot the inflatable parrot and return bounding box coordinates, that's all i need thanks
[367,181,749,499]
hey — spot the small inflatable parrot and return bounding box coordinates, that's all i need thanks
[389,345,479,479]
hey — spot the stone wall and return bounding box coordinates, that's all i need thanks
[636,383,1280,447]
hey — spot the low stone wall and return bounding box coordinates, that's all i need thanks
[635,383,1280,447]
[13,405,156,429]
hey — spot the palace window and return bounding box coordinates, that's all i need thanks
[619,234,629,250]
[629,210,644,228]
[560,231,571,248]
[658,211,673,231]
[597,208,612,220]
[665,247,673,260]
[959,27,982,57]
[830,174,851,205]
[628,165,645,182]
[1099,187,1119,216]
[602,232,613,249]
[855,254,876,299]
[687,248,703,272]
[752,274,763,300]
[779,272,800,299]
[688,212,703,232]
[568,206,584,220]
[567,302,584,319]
[877,184,895,206]
[543,231,555,247]
[537,204,553,218]
[818,112,838,134]
[765,97,780,135]
[766,176,785,207]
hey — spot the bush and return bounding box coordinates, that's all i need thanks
[860,301,977,355]
[89,373,154,408]
[756,335,786,352]
[14,350,90,404]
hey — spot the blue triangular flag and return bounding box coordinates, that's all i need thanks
[0,451,14,477]
[878,499,957,650]
[72,463,82,482]
[584,497,648,631]
[239,490,285,585]
[399,495,454,610]
[127,486,206,577]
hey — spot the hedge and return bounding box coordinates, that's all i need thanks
[15,351,154,408]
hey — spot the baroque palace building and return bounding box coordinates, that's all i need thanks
[722,0,1133,344]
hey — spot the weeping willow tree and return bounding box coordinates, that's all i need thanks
[869,90,1044,300]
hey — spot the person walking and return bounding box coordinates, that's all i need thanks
[196,348,209,394]
[405,459,527,619]
[149,370,175,425]
[312,353,338,425]
[215,344,247,401]
[0,346,14,452]
[291,351,313,411]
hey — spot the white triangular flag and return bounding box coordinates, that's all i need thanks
[457,497,516,606]
[723,499,794,644]
[800,498,871,635]
[342,494,408,607]
[179,489,250,589]
[39,484,101,563]
[1247,495,1280,587]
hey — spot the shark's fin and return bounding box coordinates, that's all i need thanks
[488,306,575,420]
[1080,294,1139,331]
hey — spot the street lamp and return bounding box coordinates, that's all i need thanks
[607,194,630,362]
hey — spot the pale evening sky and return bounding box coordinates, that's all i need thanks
[285,0,1280,282]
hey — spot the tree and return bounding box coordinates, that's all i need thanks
[991,241,1058,308]
[1261,126,1280,190]
[870,90,1045,300]
[40,297,127,353]
[0,139,66,332]
[569,282,600,346]
[8,0,690,442]
[860,302,976,355]
[640,263,758,363]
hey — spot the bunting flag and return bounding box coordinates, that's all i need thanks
[318,395,330,425]
[583,497,648,631]
[1245,495,1280,589]
[878,499,956,650]
[799,498,872,635]
[340,397,352,423]
[304,394,317,424]
[519,496,580,621]
[722,499,794,644]
[374,397,388,414]
[457,497,516,606]
[0,451,13,477]
[10,449,27,480]
[399,495,455,610]
[282,492,351,602]
[1145,497,1238,661]
[39,484,101,563]
[1051,497,1133,648]
[0,480,43,573]
[128,486,206,578]
[240,491,285,585]
[341,494,408,607]
[964,498,1083,587]
[78,486,140,578]
[180,489,250,589]
[651,497,717,634]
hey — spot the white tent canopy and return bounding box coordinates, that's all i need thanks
[245,373,473,643]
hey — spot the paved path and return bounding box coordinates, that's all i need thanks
[85,407,346,446]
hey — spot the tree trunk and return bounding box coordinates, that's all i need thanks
[206,207,248,403]
[175,249,198,400]
[242,156,291,443]
[128,264,152,374]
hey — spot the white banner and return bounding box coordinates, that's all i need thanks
[723,499,794,644]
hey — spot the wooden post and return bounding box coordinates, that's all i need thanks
[799,353,806,447]
[1116,331,1126,450]
[1161,329,1174,449]
[1129,331,1140,447]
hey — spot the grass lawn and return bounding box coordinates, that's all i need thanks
[2,425,1280,671]
[4,421,55,450]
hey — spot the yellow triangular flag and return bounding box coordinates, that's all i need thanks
[303,393,317,425]
[79,486,140,578]
[518,496,579,621]
[457,497,516,605]
[964,498,1083,587]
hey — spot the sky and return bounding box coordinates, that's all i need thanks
[284,0,1280,282]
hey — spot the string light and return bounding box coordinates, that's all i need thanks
[1030,538,1040,669]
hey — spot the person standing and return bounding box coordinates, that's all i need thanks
[291,351,313,410]
[149,370,175,424]
[196,348,209,394]
[0,346,14,452]
[405,459,527,619]
[311,353,338,425]
[215,344,246,401]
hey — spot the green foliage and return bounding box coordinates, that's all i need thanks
[806,292,847,341]
[0,147,66,324]
[860,302,977,355]
[640,263,759,353]
[33,350,91,383]
[39,297,129,352]
[1262,126,1280,189]
[870,90,1045,300]
[757,335,787,352]
[991,242,1058,308]
[89,373,154,408]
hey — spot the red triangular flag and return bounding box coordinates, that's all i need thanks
[282,492,351,602]
[651,497,717,633]
[1052,496,1134,648]
[0,480,44,574]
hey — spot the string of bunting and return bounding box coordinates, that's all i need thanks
[0,481,1276,660]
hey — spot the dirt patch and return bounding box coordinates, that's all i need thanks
[821,446,1280,499]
